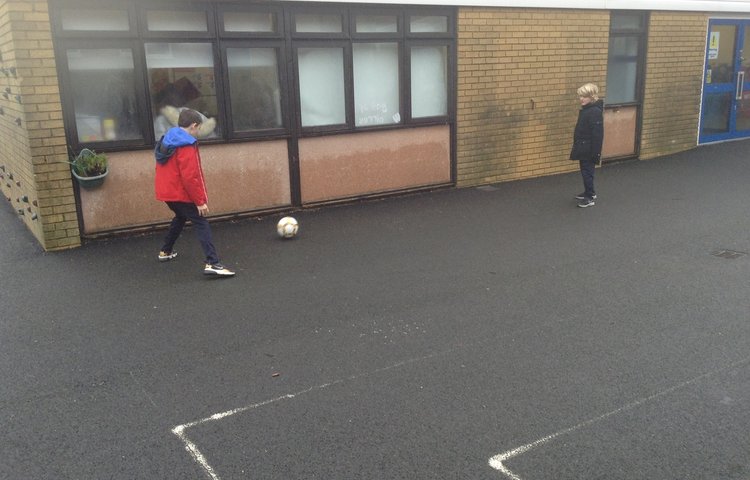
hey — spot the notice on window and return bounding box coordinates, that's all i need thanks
[708,31,720,60]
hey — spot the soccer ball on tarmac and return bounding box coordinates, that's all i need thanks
[276,216,299,239]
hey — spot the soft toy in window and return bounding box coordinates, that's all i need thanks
[154,105,217,139]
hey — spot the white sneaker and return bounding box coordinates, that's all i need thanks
[204,263,235,276]
[158,251,177,262]
[574,193,597,200]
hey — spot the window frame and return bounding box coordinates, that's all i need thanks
[144,39,226,144]
[291,7,350,39]
[606,11,649,107]
[217,4,284,39]
[351,39,404,130]
[52,1,456,151]
[57,38,151,150]
[292,40,353,134]
[405,39,454,124]
[405,8,455,38]
[138,2,216,39]
[350,7,404,40]
[219,40,290,139]
[50,0,138,39]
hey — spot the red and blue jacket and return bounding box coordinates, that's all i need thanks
[154,127,208,206]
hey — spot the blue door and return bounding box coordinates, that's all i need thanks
[700,20,750,143]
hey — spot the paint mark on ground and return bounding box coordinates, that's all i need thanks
[172,347,461,480]
[488,355,750,479]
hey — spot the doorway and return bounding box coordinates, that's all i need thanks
[700,19,750,143]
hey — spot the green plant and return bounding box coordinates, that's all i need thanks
[72,148,108,177]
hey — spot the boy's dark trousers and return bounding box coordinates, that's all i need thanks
[579,157,596,199]
[161,201,219,264]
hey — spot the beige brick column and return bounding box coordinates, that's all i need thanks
[640,11,708,159]
[0,0,79,250]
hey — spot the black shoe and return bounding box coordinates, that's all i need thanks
[577,198,595,208]
[204,263,235,276]
[575,193,597,200]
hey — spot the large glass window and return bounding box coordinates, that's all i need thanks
[226,47,282,131]
[411,45,448,118]
[606,37,639,103]
[353,43,400,126]
[145,42,219,138]
[66,48,142,143]
[606,12,647,104]
[54,2,455,148]
[298,47,346,127]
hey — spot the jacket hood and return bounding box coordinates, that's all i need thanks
[154,127,197,164]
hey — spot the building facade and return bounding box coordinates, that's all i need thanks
[0,0,748,250]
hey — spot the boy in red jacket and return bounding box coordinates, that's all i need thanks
[154,109,235,277]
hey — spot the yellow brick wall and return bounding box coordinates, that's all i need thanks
[456,8,609,186]
[0,0,78,250]
[639,11,707,159]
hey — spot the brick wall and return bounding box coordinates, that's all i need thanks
[0,0,78,250]
[456,8,609,187]
[639,11,707,159]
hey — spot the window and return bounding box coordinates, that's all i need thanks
[410,15,448,34]
[226,47,283,131]
[53,2,455,149]
[410,45,448,118]
[355,15,398,34]
[146,42,219,138]
[354,43,400,126]
[146,10,208,32]
[66,47,142,143]
[61,8,130,31]
[223,12,277,33]
[606,12,648,104]
[298,47,346,127]
[295,13,343,34]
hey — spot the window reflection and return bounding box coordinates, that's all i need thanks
[145,43,219,138]
[66,48,142,143]
[227,48,282,130]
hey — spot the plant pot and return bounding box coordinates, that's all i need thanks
[72,168,108,189]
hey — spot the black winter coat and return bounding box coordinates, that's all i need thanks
[569,99,604,161]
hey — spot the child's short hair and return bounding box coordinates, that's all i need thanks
[178,109,203,128]
[577,83,599,101]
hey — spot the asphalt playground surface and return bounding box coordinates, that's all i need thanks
[2,140,750,480]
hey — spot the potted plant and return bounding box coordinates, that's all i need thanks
[70,148,108,189]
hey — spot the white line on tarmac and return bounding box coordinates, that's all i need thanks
[488,355,750,480]
[172,347,460,480]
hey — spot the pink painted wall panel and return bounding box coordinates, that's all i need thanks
[298,125,451,203]
[79,140,290,234]
[603,106,637,158]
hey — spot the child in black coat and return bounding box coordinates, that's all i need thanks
[570,83,604,208]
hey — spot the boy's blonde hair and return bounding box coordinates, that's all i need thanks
[577,83,599,101]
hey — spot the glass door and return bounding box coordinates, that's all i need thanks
[700,20,750,143]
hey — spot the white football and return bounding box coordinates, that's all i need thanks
[276,216,299,238]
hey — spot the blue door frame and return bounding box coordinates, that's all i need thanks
[700,19,750,144]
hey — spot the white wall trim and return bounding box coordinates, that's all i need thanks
[291,0,750,13]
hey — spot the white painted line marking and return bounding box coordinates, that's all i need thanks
[172,348,457,480]
[489,355,750,479]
